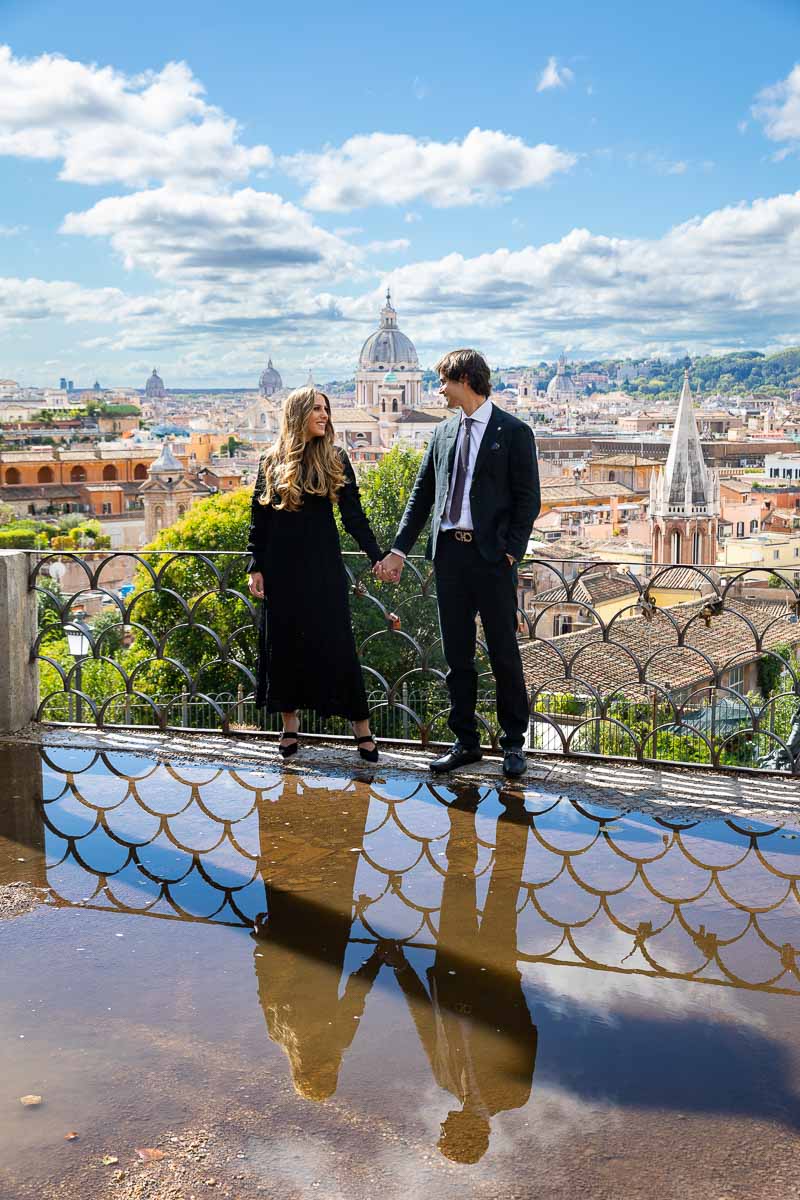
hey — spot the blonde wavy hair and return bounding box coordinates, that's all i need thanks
[258,386,345,511]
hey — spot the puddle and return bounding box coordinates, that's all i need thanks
[1,742,800,1199]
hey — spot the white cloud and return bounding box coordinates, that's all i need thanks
[404,212,421,224]
[536,56,574,93]
[0,224,26,236]
[752,64,800,154]
[0,45,272,188]
[363,190,800,361]
[281,127,576,210]
[62,186,359,283]
[0,275,153,328]
[364,238,410,254]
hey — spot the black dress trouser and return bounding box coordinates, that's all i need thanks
[433,533,529,750]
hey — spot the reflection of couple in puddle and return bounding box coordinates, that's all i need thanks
[251,777,536,1164]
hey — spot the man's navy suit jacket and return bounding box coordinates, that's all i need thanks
[393,403,541,564]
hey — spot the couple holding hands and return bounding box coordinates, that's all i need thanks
[246,347,540,776]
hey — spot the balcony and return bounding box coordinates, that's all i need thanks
[3,546,800,1197]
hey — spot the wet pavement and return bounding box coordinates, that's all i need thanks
[2,741,800,1199]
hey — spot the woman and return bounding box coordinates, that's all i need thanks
[247,386,382,761]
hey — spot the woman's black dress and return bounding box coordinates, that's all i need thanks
[247,449,382,720]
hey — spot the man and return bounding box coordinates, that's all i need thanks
[386,786,538,1163]
[375,348,540,777]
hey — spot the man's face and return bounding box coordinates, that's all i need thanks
[438,374,467,409]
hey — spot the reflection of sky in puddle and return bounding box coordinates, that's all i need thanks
[21,746,800,994]
[4,742,800,1194]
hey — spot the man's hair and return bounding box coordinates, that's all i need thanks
[434,348,492,398]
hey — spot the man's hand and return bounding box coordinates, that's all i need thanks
[373,552,404,583]
[248,571,265,599]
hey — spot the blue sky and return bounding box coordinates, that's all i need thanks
[1,0,800,387]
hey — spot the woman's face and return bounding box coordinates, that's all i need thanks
[305,393,329,440]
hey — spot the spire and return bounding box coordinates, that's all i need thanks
[149,438,182,478]
[655,369,717,517]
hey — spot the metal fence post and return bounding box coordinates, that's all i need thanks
[0,551,39,733]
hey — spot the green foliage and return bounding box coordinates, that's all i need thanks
[336,445,444,690]
[91,608,125,656]
[758,643,792,698]
[0,501,16,526]
[126,487,255,703]
[620,347,800,399]
[0,529,37,548]
[99,404,141,417]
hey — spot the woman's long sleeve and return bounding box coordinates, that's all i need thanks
[337,451,382,565]
[246,458,272,571]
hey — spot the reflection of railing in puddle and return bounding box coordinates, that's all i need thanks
[24,749,800,995]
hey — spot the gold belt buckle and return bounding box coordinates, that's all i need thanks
[454,530,473,543]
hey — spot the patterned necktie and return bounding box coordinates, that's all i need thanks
[448,417,474,525]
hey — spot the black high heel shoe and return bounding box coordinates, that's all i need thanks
[278,730,299,760]
[355,734,379,764]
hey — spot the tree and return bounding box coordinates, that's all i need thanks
[125,486,255,713]
[0,501,16,527]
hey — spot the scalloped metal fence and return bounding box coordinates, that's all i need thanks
[24,548,800,774]
[30,749,800,994]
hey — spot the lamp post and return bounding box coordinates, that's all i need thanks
[65,620,91,723]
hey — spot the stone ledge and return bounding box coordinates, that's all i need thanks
[3,723,800,828]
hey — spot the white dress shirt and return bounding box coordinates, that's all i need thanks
[439,397,493,531]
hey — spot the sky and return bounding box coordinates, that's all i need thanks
[1,0,800,388]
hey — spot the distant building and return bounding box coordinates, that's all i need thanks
[259,357,283,399]
[355,291,422,411]
[145,369,166,399]
[649,371,720,565]
[546,355,578,408]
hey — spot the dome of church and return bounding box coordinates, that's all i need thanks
[359,291,418,369]
[259,357,283,398]
[145,368,166,399]
[546,356,576,403]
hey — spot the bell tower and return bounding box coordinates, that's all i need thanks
[649,370,719,565]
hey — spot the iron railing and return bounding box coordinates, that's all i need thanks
[24,548,800,774]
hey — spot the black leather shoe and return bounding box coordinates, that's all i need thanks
[429,742,483,773]
[502,748,527,778]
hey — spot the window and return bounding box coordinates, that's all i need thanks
[70,465,86,482]
[795,547,800,558]
[102,464,118,481]
[736,521,744,538]
[37,466,54,483]
[750,519,759,533]
[774,550,781,561]
[133,463,148,480]
[101,502,111,515]
[5,467,20,484]
[727,663,745,693]
[554,615,573,636]
[785,469,793,479]
[770,467,779,478]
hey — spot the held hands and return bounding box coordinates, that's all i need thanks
[373,552,404,584]
[248,571,265,600]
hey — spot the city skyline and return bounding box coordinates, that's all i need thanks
[2,0,800,387]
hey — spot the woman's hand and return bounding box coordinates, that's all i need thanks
[248,571,265,600]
